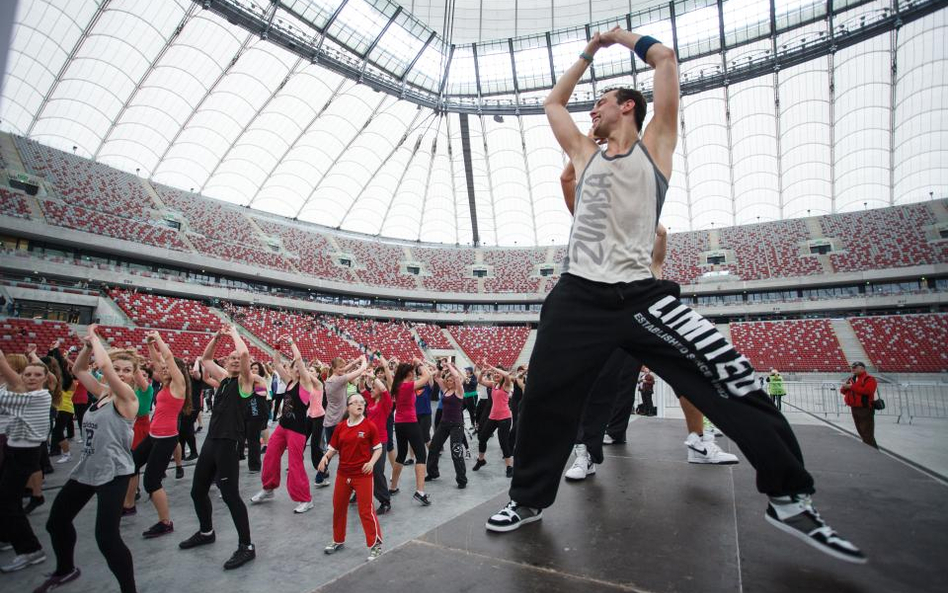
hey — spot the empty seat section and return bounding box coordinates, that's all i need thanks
[849,314,948,373]
[448,325,531,369]
[729,319,849,373]
[719,219,821,280]
[254,219,346,280]
[413,247,478,293]
[108,289,221,332]
[335,237,416,289]
[231,306,360,362]
[333,318,422,361]
[0,188,32,219]
[482,248,543,293]
[411,323,453,349]
[156,186,259,244]
[40,201,190,251]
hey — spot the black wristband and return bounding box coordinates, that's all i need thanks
[634,35,660,62]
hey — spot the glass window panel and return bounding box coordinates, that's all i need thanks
[477,41,515,95]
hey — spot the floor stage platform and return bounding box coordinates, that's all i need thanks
[319,420,948,593]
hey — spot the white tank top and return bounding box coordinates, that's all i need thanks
[562,142,669,283]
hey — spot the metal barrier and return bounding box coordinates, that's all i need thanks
[656,379,948,424]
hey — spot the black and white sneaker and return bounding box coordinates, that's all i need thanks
[413,491,431,506]
[223,544,256,570]
[765,495,866,564]
[486,500,543,533]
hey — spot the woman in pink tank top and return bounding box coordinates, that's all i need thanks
[473,362,515,478]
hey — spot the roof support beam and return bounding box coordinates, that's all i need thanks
[26,0,113,137]
[458,113,479,246]
[401,30,437,82]
[362,6,401,60]
[93,4,198,161]
[315,0,349,52]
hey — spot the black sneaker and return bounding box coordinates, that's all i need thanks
[33,567,81,593]
[24,496,45,515]
[505,466,513,478]
[223,544,255,570]
[457,482,467,489]
[388,488,399,495]
[376,502,391,515]
[765,495,866,564]
[486,501,543,533]
[185,452,199,461]
[472,459,486,471]
[175,466,184,480]
[179,531,216,549]
[425,473,439,482]
[142,521,174,539]
[121,506,136,517]
[413,492,431,506]
[403,459,414,466]
[196,426,203,432]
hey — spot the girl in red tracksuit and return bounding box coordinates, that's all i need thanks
[318,392,383,561]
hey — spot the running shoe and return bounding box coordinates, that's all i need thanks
[175,466,184,480]
[602,434,626,445]
[121,506,136,517]
[142,521,174,539]
[766,495,866,564]
[464,448,472,460]
[179,531,215,549]
[403,459,414,466]
[0,542,12,551]
[376,502,391,515]
[564,444,596,481]
[223,544,255,570]
[413,492,431,506]
[293,501,315,514]
[32,567,81,593]
[185,452,199,461]
[0,550,46,573]
[367,543,382,561]
[54,453,72,464]
[323,542,344,555]
[250,489,275,504]
[425,473,440,482]
[472,459,487,471]
[686,433,738,465]
[314,471,330,488]
[24,496,45,515]
[485,501,542,533]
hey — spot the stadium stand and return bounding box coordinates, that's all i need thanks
[254,219,346,280]
[412,322,454,349]
[821,204,942,272]
[108,289,221,332]
[448,325,531,369]
[333,317,422,361]
[850,314,948,373]
[483,248,543,293]
[0,187,32,219]
[40,201,190,251]
[156,186,259,244]
[229,306,361,362]
[335,237,417,289]
[719,219,823,279]
[729,319,850,373]
[413,247,479,293]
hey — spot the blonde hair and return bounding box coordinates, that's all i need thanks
[5,353,28,374]
[107,348,141,371]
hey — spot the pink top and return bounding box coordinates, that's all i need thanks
[393,383,417,424]
[489,388,512,421]
[306,385,325,418]
[150,386,185,437]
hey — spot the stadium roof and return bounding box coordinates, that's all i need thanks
[1,0,944,246]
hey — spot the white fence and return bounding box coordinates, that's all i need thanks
[657,380,948,424]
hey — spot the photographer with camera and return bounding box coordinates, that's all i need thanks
[841,362,879,448]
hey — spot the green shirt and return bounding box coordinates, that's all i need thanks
[135,385,154,418]
[768,375,786,397]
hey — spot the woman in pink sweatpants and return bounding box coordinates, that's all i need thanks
[250,337,323,513]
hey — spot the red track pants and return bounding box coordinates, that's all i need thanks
[332,473,381,548]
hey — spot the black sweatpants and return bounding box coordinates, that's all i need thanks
[0,445,42,554]
[46,476,135,593]
[478,418,512,458]
[372,452,390,505]
[132,434,178,494]
[604,358,642,441]
[426,421,467,486]
[190,438,251,545]
[511,274,813,509]
[178,410,198,457]
[308,415,325,471]
[575,350,641,464]
[463,397,477,429]
[508,393,522,453]
[243,418,267,472]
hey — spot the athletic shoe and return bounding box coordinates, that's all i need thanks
[686,433,738,465]
[367,542,382,561]
[185,452,199,461]
[323,542,344,555]
[464,448,472,460]
[704,422,724,438]
[425,473,439,482]
[294,501,315,514]
[250,489,274,504]
[54,453,72,464]
[121,506,136,517]
[765,495,866,564]
[485,501,542,533]
[349,494,357,504]
[195,426,203,432]
[248,468,260,474]
[472,459,487,471]
[388,487,399,495]
[134,489,140,501]
[175,466,184,480]
[32,567,81,593]
[142,521,174,539]
[403,459,414,466]
[223,544,255,570]
[376,502,391,515]
[178,531,215,549]
[603,434,626,445]
[314,472,330,488]
[260,445,267,453]
[0,550,46,573]
[24,496,45,515]
[564,444,596,481]
[413,492,431,506]
[457,482,467,489]
[505,466,513,478]
[0,542,12,551]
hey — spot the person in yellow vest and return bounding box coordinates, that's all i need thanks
[766,370,786,411]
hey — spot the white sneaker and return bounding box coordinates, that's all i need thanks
[55,452,72,464]
[564,444,596,481]
[0,550,46,572]
[293,501,314,514]
[250,489,275,504]
[686,433,739,465]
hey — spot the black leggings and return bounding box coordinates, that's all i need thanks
[0,445,42,554]
[463,397,477,428]
[178,410,198,457]
[190,438,251,545]
[52,411,74,444]
[394,422,427,464]
[478,418,512,457]
[308,415,324,471]
[74,403,90,437]
[372,453,390,505]
[132,435,178,494]
[243,417,267,472]
[46,476,135,593]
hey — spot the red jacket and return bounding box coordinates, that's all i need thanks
[841,374,877,408]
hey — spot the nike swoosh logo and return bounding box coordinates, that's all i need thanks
[688,445,708,456]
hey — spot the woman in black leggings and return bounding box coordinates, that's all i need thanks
[388,360,433,506]
[473,363,514,478]
[39,325,140,593]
